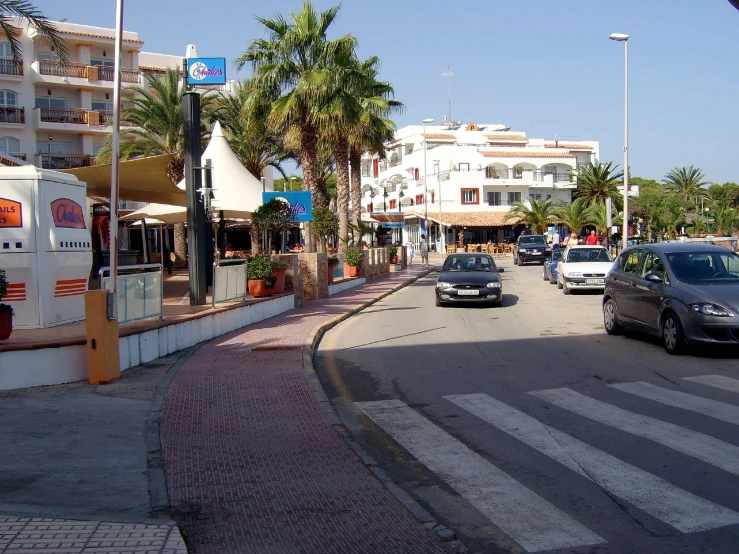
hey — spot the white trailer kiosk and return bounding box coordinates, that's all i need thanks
[0,166,92,329]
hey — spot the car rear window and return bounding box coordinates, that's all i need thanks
[519,236,546,245]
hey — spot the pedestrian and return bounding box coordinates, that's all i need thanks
[420,234,429,267]
[406,238,415,265]
[586,229,598,245]
[568,233,579,247]
[551,230,560,247]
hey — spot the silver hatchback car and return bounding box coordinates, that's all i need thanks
[603,243,739,354]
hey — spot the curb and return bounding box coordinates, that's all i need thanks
[302,270,469,553]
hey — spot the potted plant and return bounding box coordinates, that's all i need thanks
[252,198,297,255]
[247,255,274,298]
[388,243,399,264]
[312,206,339,253]
[327,256,339,284]
[270,260,288,294]
[343,243,364,278]
[0,269,13,340]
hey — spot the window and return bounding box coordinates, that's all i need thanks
[92,143,104,155]
[0,43,11,59]
[431,192,435,203]
[36,141,71,155]
[531,194,542,201]
[507,192,521,204]
[415,194,424,205]
[91,101,114,111]
[619,249,642,274]
[91,59,115,67]
[37,53,60,62]
[0,90,17,106]
[461,188,478,204]
[0,136,20,154]
[389,199,397,210]
[35,97,69,109]
[641,251,666,281]
[367,203,373,213]
[487,191,502,206]
[458,162,469,172]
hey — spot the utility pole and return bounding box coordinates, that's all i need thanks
[442,66,454,123]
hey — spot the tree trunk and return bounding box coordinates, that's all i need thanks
[250,224,260,256]
[335,137,350,257]
[349,147,363,246]
[300,121,320,253]
[173,223,187,269]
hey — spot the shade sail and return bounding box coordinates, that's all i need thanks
[119,202,187,224]
[61,155,187,206]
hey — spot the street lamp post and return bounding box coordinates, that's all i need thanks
[610,32,629,248]
[422,118,434,245]
[434,159,443,254]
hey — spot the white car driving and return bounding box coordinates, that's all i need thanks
[557,245,614,295]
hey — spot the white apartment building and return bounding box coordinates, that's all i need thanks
[359,123,599,249]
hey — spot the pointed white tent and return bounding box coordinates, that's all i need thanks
[176,120,270,218]
[120,202,186,224]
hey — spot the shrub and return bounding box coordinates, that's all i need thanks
[327,256,339,265]
[247,255,274,281]
[344,244,364,267]
[388,244,398,257]
[0,269,12,316]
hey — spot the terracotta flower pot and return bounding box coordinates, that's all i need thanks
[344,262,359,278]
[248,279,269,298]
[0,310,12,341]
[328,263,337,284]
[390,255,398,264]
[271,266,287,294]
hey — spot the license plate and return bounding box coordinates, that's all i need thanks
[532,250,541,254]
[586,278,605,285]
[457,289,479,296]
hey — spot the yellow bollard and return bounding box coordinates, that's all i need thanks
[85,290,120,385]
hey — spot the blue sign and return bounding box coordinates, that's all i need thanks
[186,57,227,85]
[262,191,312,222]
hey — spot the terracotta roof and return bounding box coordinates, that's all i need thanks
[485,134,527,140]
[480,150,575,159]
[58,30,144,44]
[423,133,456,140]
[545,142,593,150]
[416,211,519,227]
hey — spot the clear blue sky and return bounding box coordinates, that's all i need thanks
[34,0,739,184]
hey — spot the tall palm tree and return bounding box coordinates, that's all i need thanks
[711,205,739,236]
[553,198,595,236]
[237,2,354,214]
[662,165,709,210]
[574,162,624,207]
[96,69,215,267]
[0,1,68,62]
[505,197,556,234]
[589,202,621,242]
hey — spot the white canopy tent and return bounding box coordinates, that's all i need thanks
[120,203,186,224]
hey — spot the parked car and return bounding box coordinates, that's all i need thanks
[557,245,613,294]
[603,242,739,354]
[436,253,504,307]
[513,235,551,265]
[543,248,564,284]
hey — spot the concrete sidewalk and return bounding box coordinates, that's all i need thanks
[1,266,461,553]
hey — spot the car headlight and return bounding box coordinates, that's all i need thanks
[691,303,734,317]
[436,282,452,289]
[565,272,582,277]
[486,282,502,289]
[519,248,527,253]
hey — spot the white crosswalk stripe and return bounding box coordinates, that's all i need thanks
[610,381,739,426]
[684,374,739,394]
[355,399,606,553]
[445,393,739,533]
[530,387,739,478]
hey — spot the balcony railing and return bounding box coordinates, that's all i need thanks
[36,60,140,83]
[97,66,140,83]
[38,60,87,78]
[484,168,574,182]
[39,154,92,170]
[0,153,26,166]
[0,106,24,124]
[0,58,23,76]
[39,107,88,124]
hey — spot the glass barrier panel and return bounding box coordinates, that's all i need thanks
[102,271,163,324]
[214,263,247,305]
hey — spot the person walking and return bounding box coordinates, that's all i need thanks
[420,234,429,267]
[406,239,415,265]
[586,229,598,245]
[567,233,579,247]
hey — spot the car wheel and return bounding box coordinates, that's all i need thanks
[662,312,686,355]
[543,268,549,281]
[557,277,563,289]
[549,275,556,284]
[562,281,571,295]
[435,295,442,307]
[603,298,624,335]
[513,255,519,265]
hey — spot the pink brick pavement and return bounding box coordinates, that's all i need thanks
[160,268,450,553]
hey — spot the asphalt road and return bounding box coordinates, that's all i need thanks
[314,259,739,554]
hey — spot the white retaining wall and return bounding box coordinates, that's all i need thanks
[328,277,367,296]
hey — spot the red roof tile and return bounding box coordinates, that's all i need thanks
[423,133,456,140]
[480,151,575,159]
[545,142,593,150]
[485,134,527,141]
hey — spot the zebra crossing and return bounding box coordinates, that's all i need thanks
[355,374,739,553]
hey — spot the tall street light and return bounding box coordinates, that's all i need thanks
[422,118,434,242]
[610,32,629,247]
[434,159,443,254]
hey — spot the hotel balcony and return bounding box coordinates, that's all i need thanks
[35,107,136,132]
[38,107,88,125]
[37,153,93,170]
[0,153,27,166]
[0,59,23,77]
[33,60,141,87]
[0,106,25,124]
[425,168,576,189]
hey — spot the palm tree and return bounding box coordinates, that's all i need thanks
[574,162,624,207]
[505,197,556,234]
[662,166,709,210]
[0,1,68,62]
[236,2,355,214]
[553,198,595,237]
[96,69,216,267]
[711,205,739,236]
[590,202,621,242]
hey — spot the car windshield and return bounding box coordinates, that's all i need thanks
[519,236,546,245]
[552,250,563,261]
[666,251,739,283]
[443,255,496,272]
[566,248,612,262]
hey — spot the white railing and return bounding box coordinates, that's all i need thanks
[99,263,163,324]
[212,259,248,308]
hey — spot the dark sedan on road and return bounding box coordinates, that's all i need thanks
[542,248,563,284]
[436,254,504,307]
[603,242,739,354]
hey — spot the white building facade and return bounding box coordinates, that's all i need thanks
[359,124,599,250]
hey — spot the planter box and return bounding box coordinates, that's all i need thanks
[271,266,287,294]
[248,279,269,298]
[0,310,12,340]
[343,261,360,278]
[389,264,403,273]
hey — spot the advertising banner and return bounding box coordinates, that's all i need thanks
[370,212,404,229]
[262,191,312,222]
[187,57,227,85]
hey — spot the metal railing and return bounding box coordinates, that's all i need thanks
[0,106,24,123]
[0,58,22,76]
[212,259,248,308]
[99,263,163,324]
[38,60,87,78]
[39,154,92,170]
[39,107,88,124]
[97,66,140,83]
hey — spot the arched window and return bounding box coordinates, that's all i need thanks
[0,136,20,154]
[0,90,17,106]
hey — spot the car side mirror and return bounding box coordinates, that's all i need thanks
[497,268,505,273]
[644,272,663,283]
[434,266,443,272]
